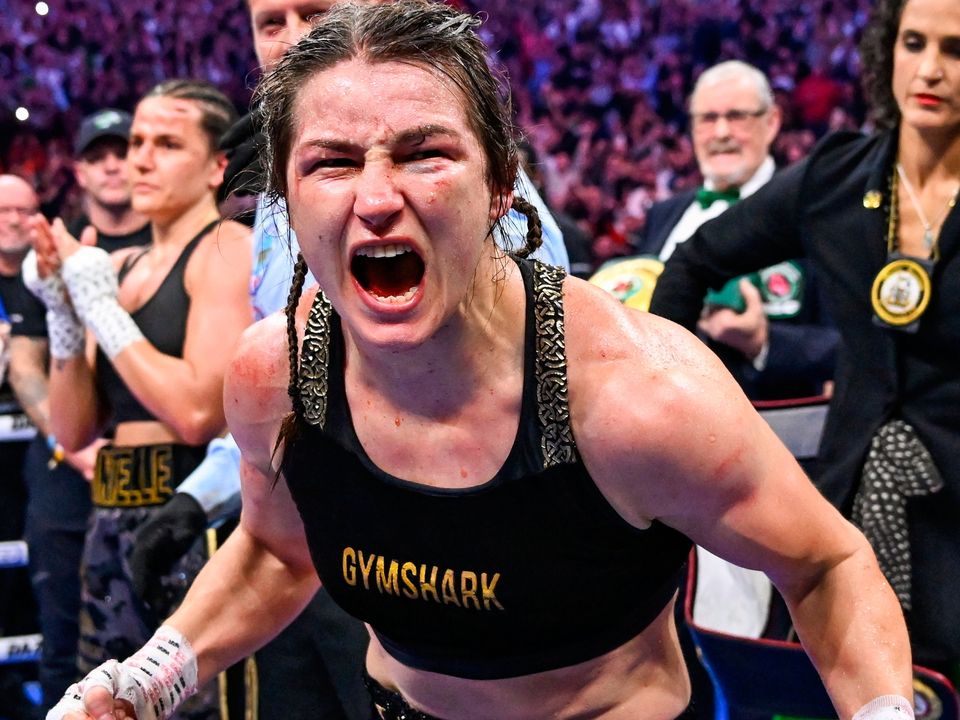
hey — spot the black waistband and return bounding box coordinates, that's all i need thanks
[92,443,207,508]
[363,671,441,720]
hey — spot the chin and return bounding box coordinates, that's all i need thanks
[348,318,437,355]
[704,168,748,190]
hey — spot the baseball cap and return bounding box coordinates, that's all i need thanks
[74,109,132,156]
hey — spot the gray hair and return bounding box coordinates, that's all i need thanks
[690,60,774,111]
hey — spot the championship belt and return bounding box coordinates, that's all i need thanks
[588,256,665,311]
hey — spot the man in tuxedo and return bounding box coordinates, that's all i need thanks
[638,60,837,401]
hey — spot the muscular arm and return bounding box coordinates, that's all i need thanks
[110,224,253,445]
[165,310,321,684]
[569,286,911,719]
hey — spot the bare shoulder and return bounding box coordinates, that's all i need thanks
[225,286,318,473]
[189,218,252,281]
[109,245,141,272]
[562,276,764,524]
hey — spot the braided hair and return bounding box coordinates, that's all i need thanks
[508,196,543,259]
[262,1,530,460]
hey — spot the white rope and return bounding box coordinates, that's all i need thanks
[0,540,28,569]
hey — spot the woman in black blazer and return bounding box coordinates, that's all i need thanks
[651,0,960,679]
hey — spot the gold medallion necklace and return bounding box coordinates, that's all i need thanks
[869,167,951,332]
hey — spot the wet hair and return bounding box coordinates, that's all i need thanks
[254,0,529,237]
[143,79,239,152]
[690,60,774,112]
[860,0,908,129]
[256,1,544,460]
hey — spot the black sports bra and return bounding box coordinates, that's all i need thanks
[281,257,692,679]
[95,220,215,424]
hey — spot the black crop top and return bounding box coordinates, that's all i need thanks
[281,258,692,680]
[95,221,214,424]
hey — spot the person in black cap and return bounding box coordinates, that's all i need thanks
[71,109,151,253]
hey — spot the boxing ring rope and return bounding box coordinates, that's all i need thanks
[0,410,42,666]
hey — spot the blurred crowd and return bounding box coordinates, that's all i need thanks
[2,0,871,269]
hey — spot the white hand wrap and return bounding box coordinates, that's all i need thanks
[21,250,85,359]
[45,625,198,720]
[61,245,144,359]
[852,695,915,720]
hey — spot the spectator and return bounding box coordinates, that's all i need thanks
[637,60,838,402]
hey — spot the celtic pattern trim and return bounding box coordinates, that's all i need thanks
[532,261,578,467]
[299,289,333,428]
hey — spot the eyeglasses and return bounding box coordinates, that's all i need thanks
[692,108,768,129]
[0,206,36,217]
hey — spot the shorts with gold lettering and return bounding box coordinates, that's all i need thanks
[78,443,219,720]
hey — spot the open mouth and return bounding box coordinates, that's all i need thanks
[351,243,425,303]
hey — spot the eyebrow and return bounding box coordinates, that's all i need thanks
[298,124,462,153]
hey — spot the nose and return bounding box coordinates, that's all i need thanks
[918,48,945,83]
[713,115,733,137]
[104,152,124,173]
[283,11,314,46]
[129,143,152,172]
[353,162,403,231]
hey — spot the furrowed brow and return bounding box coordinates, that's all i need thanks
[394,125,460,146]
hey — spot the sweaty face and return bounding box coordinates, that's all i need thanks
[285,58,505,352]
[0,178,38,257]
[75,137,133,210]
[127,97,224,223]
[248,0,338,71]
[892,0,960,134]
[690,76,780,191]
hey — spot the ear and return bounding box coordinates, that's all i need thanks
[489,187,514,223]
[208,151,229,191]
[765,104,783,146]
[73,160,89,190]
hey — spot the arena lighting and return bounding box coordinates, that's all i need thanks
[15,107,30,122]
[35,1,49,15]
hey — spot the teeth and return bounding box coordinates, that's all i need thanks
[373,286,419,303]
[356,243,413,258]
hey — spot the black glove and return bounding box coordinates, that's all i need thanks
[129,492,207,615]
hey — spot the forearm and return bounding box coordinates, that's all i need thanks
[48,352,105,450]
[7,338,52,436]
[781,536,912,719]
[166,521,320,685]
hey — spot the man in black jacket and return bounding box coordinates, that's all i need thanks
[638,61,837,401]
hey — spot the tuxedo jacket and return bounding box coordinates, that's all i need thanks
[638,187,838,402]
[650,130,960,661]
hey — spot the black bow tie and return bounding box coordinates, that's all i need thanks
[696,186,740,209]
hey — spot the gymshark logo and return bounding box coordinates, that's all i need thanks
[341,547,504,611]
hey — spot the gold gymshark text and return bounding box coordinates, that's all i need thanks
[341,547,505,611]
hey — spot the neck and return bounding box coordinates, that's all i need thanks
[897,124,960,185]
[343,252,525,416]
[150,196,220,249]
[85,200,148,237]
[0,249,26,277]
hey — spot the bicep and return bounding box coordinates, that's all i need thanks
[238,457,314,575]
[650,374,859,594]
